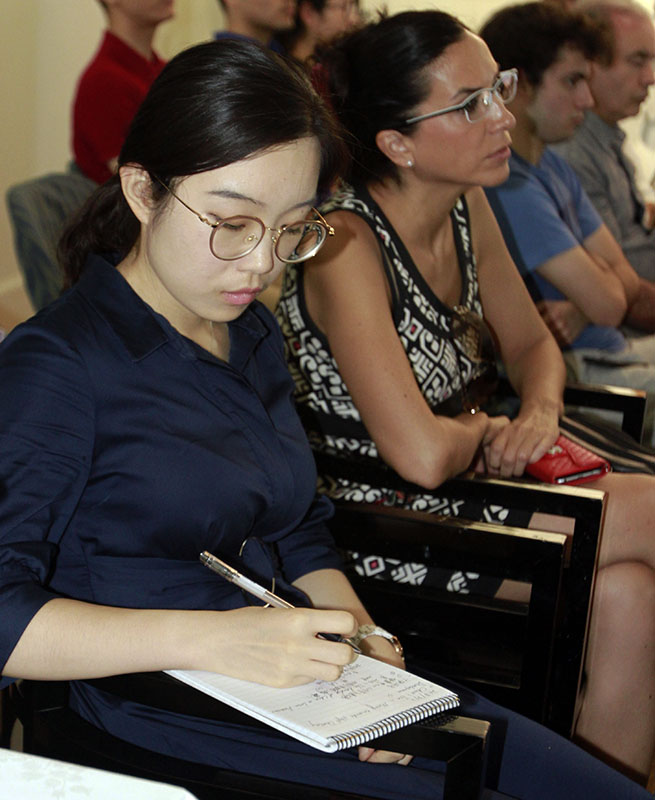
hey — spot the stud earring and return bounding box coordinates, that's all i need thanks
[407,160,414,168]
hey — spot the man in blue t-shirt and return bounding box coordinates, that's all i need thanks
[481,3,655,435]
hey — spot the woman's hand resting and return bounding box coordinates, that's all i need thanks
[193,606,359,687]
[482,406,559,478]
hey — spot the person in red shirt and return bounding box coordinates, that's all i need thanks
[72,0,174,185]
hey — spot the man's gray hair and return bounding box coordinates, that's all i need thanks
[575,0,653,21]
[575,0,653,63]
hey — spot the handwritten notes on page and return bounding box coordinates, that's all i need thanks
[167,655,459,752]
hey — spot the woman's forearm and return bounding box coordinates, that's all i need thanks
[2,598,204,680]
[506,335,565,420]
[3,594,360,688]
[481,335,564,475]
[377,410,490,489]
[293,569,373,625]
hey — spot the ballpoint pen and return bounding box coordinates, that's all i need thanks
[200,550,361,653]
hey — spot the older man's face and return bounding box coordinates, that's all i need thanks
[589,10,655,124]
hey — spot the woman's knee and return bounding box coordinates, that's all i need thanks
[588,473,655,566]
[594,562,655,625]
[591,472,655,516]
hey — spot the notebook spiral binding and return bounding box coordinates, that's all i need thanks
[330,693,460,750]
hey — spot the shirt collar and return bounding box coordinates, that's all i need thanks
[102,30,164,71]
[75,254,271,368]
[583,110,625,148]
[508,149,533,173]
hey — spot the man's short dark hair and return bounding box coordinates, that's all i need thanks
[480,1,611,87]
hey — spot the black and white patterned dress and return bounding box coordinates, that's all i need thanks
[276,184,526,593]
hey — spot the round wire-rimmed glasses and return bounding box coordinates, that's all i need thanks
[154,177,335,263]
[405,68,518,126]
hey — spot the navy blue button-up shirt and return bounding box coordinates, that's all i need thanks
[0,254,341,681]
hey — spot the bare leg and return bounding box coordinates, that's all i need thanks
[592,473,655,572]
[528,473,655,781]
[574,562,655,783]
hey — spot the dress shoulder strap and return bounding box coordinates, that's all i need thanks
[320,184,406,317]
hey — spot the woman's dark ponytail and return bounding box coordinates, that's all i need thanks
[59,176,139,289]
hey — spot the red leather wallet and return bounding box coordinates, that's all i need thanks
[525,434,611,485]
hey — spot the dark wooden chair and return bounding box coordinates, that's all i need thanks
[323,472,603,737]
[7,674,491,800]
[314,381,646,737]
[0,689,13,748]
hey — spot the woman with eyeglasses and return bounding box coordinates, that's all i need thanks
[0,36,396,790]
[276,9,655,783]
[0,33,651,800]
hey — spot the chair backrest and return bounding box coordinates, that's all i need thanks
[316,450,606,737]
[329,502,569,725]
[6,170,96,310]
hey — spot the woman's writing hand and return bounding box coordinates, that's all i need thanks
[483,407,559,477]
[195,606,358,687]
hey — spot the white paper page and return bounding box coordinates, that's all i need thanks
[167,656,458,752]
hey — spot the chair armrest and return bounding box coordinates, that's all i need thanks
[495,375,646,442]
[331,500,567,584]
[563,382,646,443]
[315,449,606,532]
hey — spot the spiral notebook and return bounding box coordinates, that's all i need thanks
[166,656,459,752]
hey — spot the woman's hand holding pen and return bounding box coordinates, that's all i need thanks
[190,606,358,688]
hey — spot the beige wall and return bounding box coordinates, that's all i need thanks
[1,0,651,330]
[0,0,511,331]
[363,0,511,28]
[0,0,222,330]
